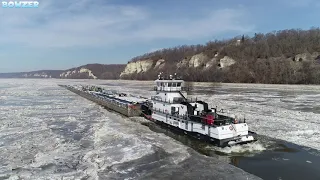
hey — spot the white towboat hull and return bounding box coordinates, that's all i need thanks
[151,111,256,147]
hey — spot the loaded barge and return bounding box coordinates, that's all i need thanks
[59,73,256,147]
[59,84,145,117]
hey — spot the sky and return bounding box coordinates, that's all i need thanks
[0,0,320,72]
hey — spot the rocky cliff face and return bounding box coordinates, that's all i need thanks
[120,59,166,78]
[293,52,320,62]
[219,56,236,68]
[188,53,209,68]
[58,64,125,79]
[60,67,97,79]
[120,60,154,77]
[0,64,125,79]
[120,53,236,78]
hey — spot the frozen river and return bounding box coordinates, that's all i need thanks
[95,79,320,180]
[1,78,320,180]
[99,80,320,151]
[0,79,259,180]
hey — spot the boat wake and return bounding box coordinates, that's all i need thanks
[213,141,267,155]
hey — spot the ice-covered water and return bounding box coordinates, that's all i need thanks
[92,80,320,179]
[0,79,259,180]
[93,80,320,151]
[195,85,320,151]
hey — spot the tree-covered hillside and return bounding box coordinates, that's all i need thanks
[124,28,320,84]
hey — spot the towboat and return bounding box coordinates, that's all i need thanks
[60,75,257,147]
[145,73,257,147]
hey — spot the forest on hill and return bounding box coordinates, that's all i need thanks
[126,28,320,84]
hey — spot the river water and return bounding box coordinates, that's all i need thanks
[100,80,320,180]
[0,79,259,180]
[1,78,320,180]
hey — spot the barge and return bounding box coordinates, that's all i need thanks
[59,84,145,117]
[59,73,257,147]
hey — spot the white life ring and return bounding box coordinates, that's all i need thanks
[229,126,233,130]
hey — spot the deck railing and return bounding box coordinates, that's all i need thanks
[152,107,240,126]
[153,86,190,92]
[150,96,198,104]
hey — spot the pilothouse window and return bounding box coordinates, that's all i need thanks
[177,82,181,87]
[168,83,172,87]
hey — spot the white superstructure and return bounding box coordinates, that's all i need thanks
[150,73,255,147]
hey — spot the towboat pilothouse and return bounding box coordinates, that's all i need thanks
[148,73,256,147]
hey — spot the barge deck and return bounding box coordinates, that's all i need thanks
[59,85,144,117]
